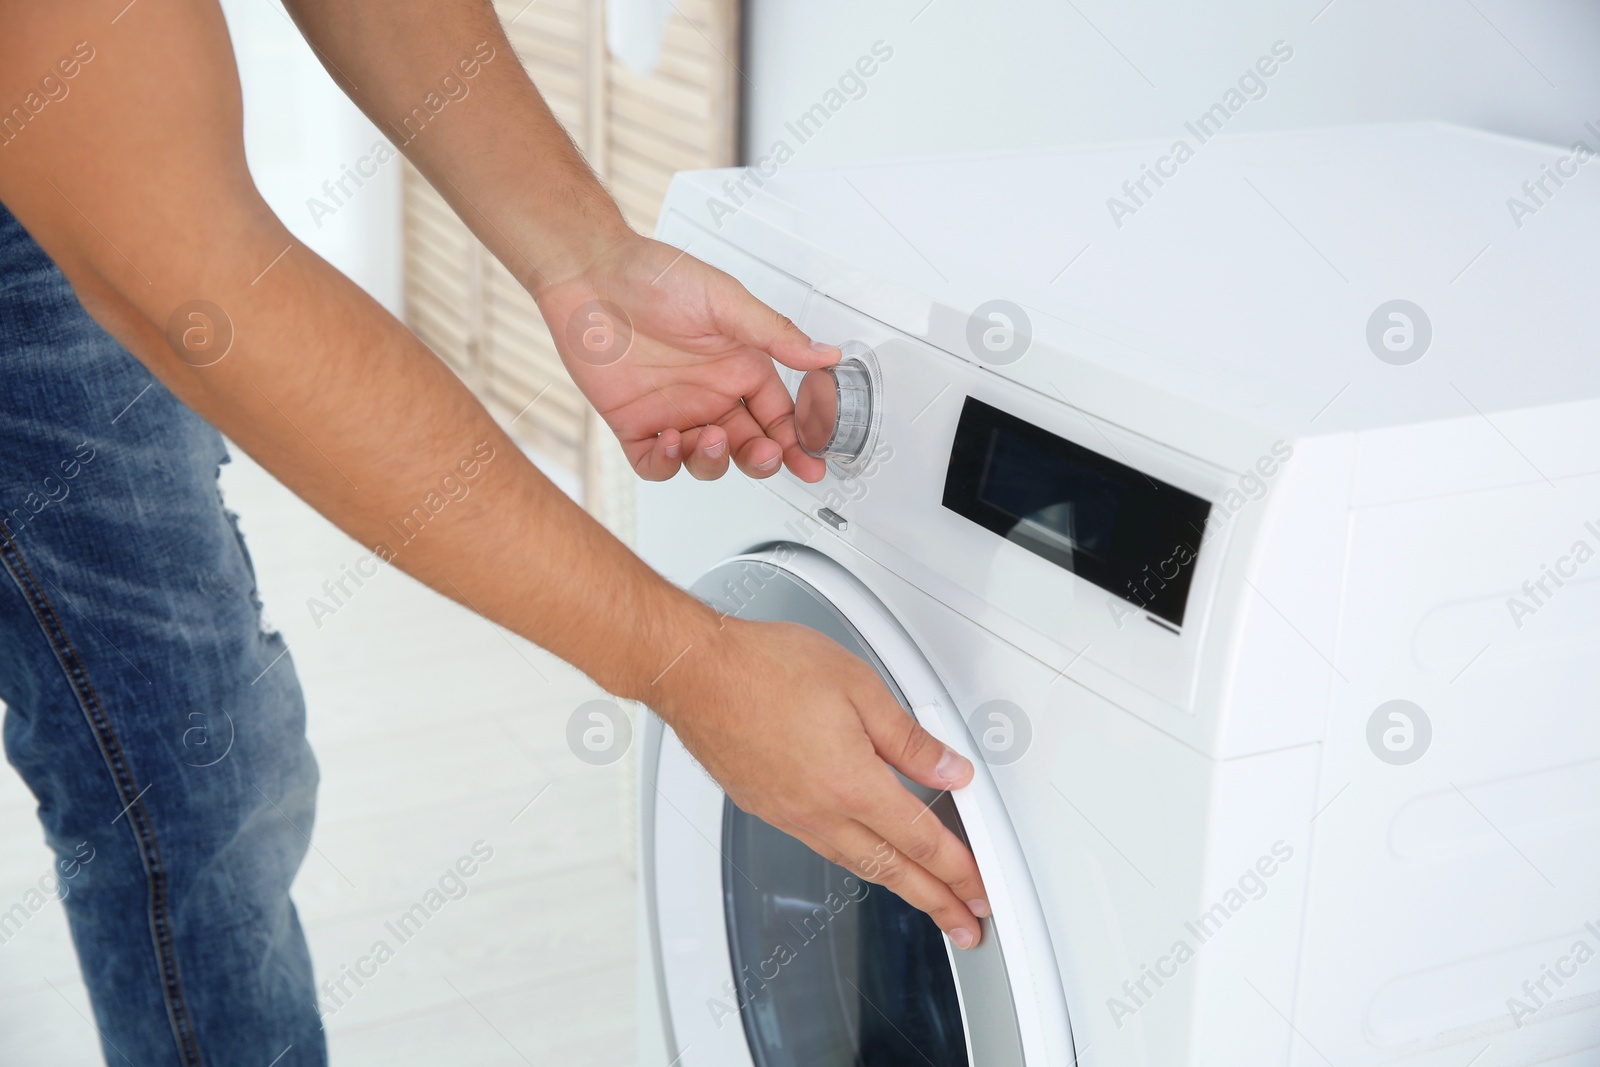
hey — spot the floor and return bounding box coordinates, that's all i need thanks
[0,448,635,1065]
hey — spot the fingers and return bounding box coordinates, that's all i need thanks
[630,427,683,481]
[786,816,984,949]
[732,435,784,478]
[741,364,827,483]
[632,425,734,481]
[630,415,782,482]
[858,691,975,794]
[845,689,991,933]
[854,776,990,921]
[695,400,802,482]
[710,277,840,372]
[682,424,730,480]
[710,402,782,479]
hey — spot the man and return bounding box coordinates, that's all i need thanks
[0,0,989,1062]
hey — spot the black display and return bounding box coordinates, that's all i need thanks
[942,397,1211,627]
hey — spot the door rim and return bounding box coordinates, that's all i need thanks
[643,544,1075,1066]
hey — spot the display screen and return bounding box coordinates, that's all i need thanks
[942,397,1211,627]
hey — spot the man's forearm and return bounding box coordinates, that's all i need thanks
[0,0,712,704]
[0,0,995,947]
[283,0,629,293]
[160,247,721,704]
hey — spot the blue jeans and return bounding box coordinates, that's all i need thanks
[0,203,326,1064]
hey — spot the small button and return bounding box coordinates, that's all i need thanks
[817,507,848,531]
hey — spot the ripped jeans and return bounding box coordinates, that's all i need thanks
[0,201,325,1066]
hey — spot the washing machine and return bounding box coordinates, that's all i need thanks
[635,124,1600,1066]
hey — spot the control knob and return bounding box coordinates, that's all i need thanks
[795,342,880,465]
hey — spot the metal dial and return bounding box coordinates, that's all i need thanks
[796,347,877,463]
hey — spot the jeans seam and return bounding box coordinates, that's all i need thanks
[0,524,206,1067]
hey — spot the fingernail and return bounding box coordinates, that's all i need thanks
[664,440,680,459]
[935,747,968,785]
[950,927,975,950]
[811,340,838,354]
[967,898,992,919]
[705,439,726,459]
[755,454,781,471]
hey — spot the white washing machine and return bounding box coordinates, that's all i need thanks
[635,124,1600,1066]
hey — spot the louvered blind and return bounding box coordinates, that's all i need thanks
[609,3,739,235]
[401,0,741,525]
[402,168,479,385]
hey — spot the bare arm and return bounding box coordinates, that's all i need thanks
[281,0,834,484]
[282,0,627,291]
[0,0,990,946]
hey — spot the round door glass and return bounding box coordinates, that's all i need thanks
[701,561,971,1066]
[723,788,969,1067]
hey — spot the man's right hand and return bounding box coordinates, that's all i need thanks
[0,0,989,950]
[531,232,839,486]
[653,616,991,949]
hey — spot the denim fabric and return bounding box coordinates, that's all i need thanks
[0,202,326,1066]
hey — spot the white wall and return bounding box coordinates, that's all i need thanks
[220,0,403,314]
[743,0,1600,164]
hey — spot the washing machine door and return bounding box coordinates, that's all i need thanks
[645,547,1074,1067]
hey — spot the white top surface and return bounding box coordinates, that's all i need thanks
[673,123,1600,439]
